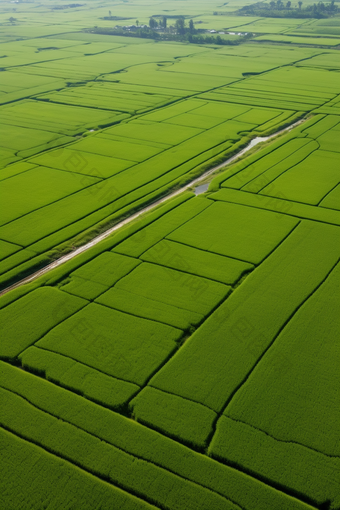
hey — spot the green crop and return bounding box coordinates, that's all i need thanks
[35,302,182,385]
[96,287,203,330]
[0,287,87,359]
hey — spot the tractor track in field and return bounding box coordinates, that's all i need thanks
[0,117,306,297]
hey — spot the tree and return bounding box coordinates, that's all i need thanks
[189,19,194,33]
[109,10,111,17]
[9,16,16,23]
[161,16,167,29]
[136,20,139,26]
[277,0,283,9]
[149,17,158,29]
[286,1,291,8]
[175,17,185,35]
[270,1,276,8]
[298,1,303,9]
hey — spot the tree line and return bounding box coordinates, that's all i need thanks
[235,0,338,18]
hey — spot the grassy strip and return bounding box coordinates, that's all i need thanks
[0,363,316,510]
[208,188,340,226]
[141,240,254,285]
[19,346,139,412]
[148,221,340,412]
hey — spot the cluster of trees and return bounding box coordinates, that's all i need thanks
[148,16,195,35]
[237,0,338,17]
[89,20,248,46]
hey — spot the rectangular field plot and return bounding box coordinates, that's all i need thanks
[0,122,71,158]
[0,161,37,181]
[320,183,340,211]
[29,148,136,179]
[209,417,340,510]
[69,135,164,161]
[35,303,182,385]
[141,240,253,285]
[114,262,231,317]
[131,387,217,450]
[220,138,316,190]
[115,63,234,94]
[103,120,203,146]
[38,80,175,113]
[0,240,21,261]
[254,34,340,46]
[68,251,141,288]
[96,288,203,331]
[0,429,156,510]
[114,195,212,258]
[208,188,340,226]
[0,166,100,226]
[0,100,120,136]
[166,201,298,264]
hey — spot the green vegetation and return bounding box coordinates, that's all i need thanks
[1,1,340,508]
[148,221,340,412]
[224,262,340,456]
[209,417,340,509]
[0,362,317,510]
[96,287,204,330]
[237,0,339,19]
[0,288,87,359]
[20,346,140,411]
[36,303,183,385]
[131,387,217,450]
[166,201,298,264]
[141,240,254,284]
[114,262,231,316]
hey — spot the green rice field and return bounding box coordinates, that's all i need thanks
[1,0,339,508]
